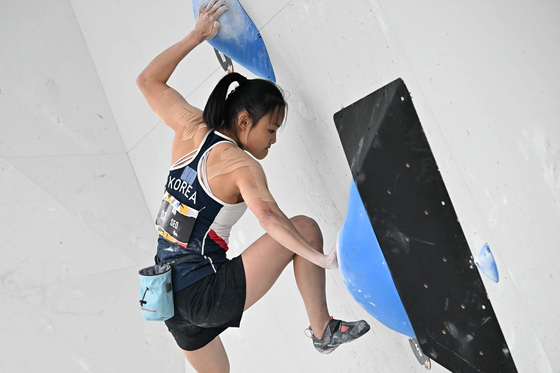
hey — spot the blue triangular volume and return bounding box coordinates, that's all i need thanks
[193,0,276,82]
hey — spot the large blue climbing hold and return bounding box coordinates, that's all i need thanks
[193,0,276,82]
[338,180,415,338]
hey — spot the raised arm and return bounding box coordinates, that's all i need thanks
[136,0,228,115]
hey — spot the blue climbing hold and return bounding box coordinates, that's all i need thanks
[192,0,276,82]
[338,180,415,337]
[475,244,499,283]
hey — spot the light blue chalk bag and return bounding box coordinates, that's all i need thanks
[138,254,199,321]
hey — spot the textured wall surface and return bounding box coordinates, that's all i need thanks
[1,0,558,372]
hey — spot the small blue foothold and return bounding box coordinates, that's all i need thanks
[475,244,499,283]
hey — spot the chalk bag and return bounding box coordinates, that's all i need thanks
[138,263,174,321]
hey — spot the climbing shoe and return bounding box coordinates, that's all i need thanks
[306,317,370,354]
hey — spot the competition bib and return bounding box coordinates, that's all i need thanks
[155,192,200,248]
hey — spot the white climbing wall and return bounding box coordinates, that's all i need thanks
[1,0,558,372]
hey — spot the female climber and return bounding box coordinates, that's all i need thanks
[136,1,370,371]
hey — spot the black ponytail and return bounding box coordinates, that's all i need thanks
[203,72,287,133]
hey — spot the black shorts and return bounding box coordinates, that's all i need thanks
[164,255,246,351]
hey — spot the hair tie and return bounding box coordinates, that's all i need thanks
[237,75,248,86]
[226,75,248,100]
